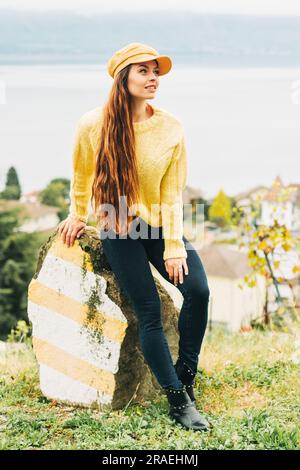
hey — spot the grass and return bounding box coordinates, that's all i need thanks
[0,325,299,450]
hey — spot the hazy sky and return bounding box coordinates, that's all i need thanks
[1,0,300,16]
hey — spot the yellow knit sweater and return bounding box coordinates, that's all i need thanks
[68,104,188,260]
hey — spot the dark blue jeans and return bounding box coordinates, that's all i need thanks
[99,217,210,390]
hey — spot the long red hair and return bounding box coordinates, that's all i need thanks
[91,64,143,235]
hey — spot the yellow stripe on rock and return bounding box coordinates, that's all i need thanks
[33,337,115,396]
[28,279,127,343]
[49,238,94,271]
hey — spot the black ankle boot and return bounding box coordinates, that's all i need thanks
[164,385,210,431]
[174,358,196,404]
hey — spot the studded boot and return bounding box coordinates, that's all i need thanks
[164,385,210,431]
[174,358,196,404]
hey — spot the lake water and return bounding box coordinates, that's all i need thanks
[0,64,299,199]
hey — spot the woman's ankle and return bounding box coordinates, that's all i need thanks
[162,382,184,391]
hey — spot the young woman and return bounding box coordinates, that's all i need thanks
[58,42,211,432]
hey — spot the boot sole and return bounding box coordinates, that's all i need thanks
[169,414,210,432]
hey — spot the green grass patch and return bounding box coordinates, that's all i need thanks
[0,326,299,449]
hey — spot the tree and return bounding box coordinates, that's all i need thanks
[39,178,70,220]
[0,166,21,200]
[232,187,300,331]
[208,189,232,227]
[0,207,41,340]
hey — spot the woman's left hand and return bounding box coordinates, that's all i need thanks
[164,257,189,286]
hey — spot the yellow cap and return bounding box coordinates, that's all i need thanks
[107,42,172,79]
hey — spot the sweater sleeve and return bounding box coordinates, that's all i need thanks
[160,135,188,261]
[68,118,96,223]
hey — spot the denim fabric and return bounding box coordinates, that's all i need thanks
[99,217,210,389]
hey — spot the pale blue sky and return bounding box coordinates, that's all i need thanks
[1,0,300,16]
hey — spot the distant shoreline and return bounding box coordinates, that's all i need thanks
[1,58,300,68]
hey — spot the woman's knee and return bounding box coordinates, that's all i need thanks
[184,281,210,303]
[132,294,161,316]
[134,296,163,331]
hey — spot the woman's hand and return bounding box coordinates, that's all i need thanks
[57,215,86,247]
[164,257,189,287]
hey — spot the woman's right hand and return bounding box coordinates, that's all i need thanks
[57,215,86,247]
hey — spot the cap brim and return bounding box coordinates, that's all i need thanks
[128,54,172,76]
